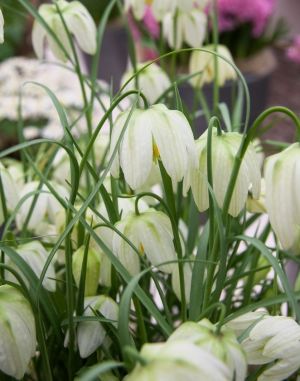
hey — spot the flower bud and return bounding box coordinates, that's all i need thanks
[72,245,101,296]
[0,285,36,379]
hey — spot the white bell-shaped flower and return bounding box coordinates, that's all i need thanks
[168,319,247,381]
[32,0,97,61]
[109,104,197,190]
[126,340,230,381]
[5,241,56,292]
[16,181,69,232]
[189,44,237,88]
[77,295,118,358]
[163,9,207,49]
[0,8,4,44]
[0,285,36,379]
[184,127,261,217]
[121,62,171,105]
[229,313,300,381]
[264,143,300,251]
[0,162,19,224]
[112,209,176,275]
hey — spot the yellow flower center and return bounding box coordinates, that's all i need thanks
[145,0,153,5]
[139,243,145,255]
[153,143,160,163]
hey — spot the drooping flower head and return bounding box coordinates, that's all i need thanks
[120,62,171,105]
[109,104,197,190]
[189,44,237,88]
[32,0,97,61]
[264,143,300,251]
[112,209,177,275]
[227,311,300,381]
[0,285,36,379]
[184,127,261,217]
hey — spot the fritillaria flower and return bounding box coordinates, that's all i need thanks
[264,143,300,251]
[0,285,36,379]
[120,62,171,105]
[109,104,197,190]
[184,127,261,217]
[112,209,176,275]
[189,44,237,88]
[32,0,97,61]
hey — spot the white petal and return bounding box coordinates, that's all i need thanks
[32,21,47,59]
[120,110,153,189]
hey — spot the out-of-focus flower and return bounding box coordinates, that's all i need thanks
[189,44,236,87]
[228,312,300,381]
[109,104,197,190]
[0,162,19,224]
[32,0,97,61]
[0,8,4,44]
[168,319,247,381]
[0,285,36,379]
[16,181,69,232]
[126,340,230,381]
[217,0,275,37]
[72,246,101,296]
[172,260,193,303]
[121,62,171,105]
[5,241,56,292]
[264,143,300,251]
[163,9,207,49]
[113,209,176,275]
[76,296,118,358]
[286,35,300,64]
[184,127,261,217]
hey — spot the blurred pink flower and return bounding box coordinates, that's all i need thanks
[217,0,275,37]
[286,35,300,64]
[143,6,160,39]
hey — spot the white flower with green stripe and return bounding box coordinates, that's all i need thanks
[112,209,176,275]
[0,285,36,379]
[109,104,197,190]
[264,143,300,251]
[32,0,96,61]
[184,127,261,217]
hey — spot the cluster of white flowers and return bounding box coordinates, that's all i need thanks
[0,56,118,140]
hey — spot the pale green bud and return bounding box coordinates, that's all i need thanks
[0,8,3,44]
[72,245,101,296]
